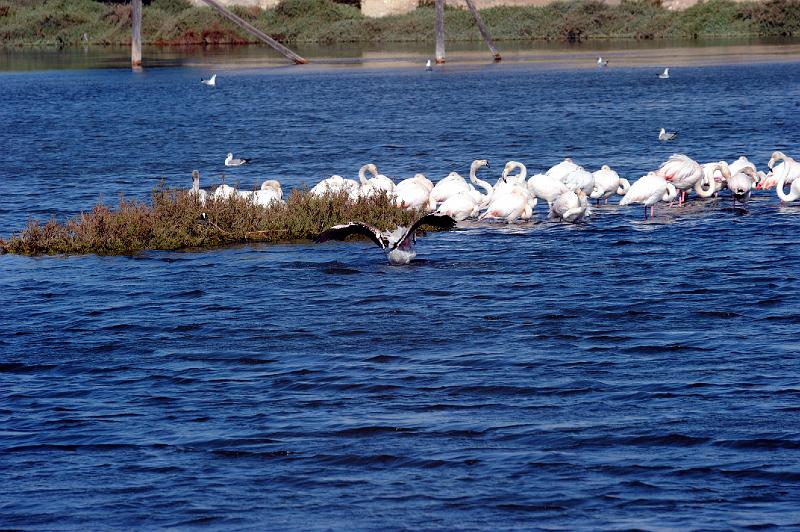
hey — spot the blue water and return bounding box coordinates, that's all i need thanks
[2,53,800,529]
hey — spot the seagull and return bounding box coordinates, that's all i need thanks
[658,68,670,79]
[315,213,456,265]
[658,128,678,141]
[597,57,608,67]
[425,59,432,71]
[201,74,216,86]
[224,152,251,167]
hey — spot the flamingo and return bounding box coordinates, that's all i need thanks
[563,166,595,196]
[213,177,236,200]
[253,180,284,207]
[590,165,630,204]
[619,172,678,219]
[434,162,494,221]
[358,163,394,198]
[394,174,436,211]
[694,161,732,199]
[315,213,456,265]
[189,170,208,206]
[311,174,360,201]
[776,170,800,203]
[545,158,580,182]
[654,154,703,204]
[527,173,569,209]
[480,162,536,222]
[431,160,489,204]
[658,68,670,79]
[201,74,216,86]
[726,167,759,207]
[761,151,800,190]
[549,189,589,223]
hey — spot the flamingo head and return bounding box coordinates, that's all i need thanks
[768,151,784,169]
[601,164,611,171]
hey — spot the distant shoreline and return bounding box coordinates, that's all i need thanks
[2,0,800,48]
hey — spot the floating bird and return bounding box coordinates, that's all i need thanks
[425,59,433,71]
[315,213,456,265]
[658,68,670,79]
[224,152,251,167]
[597,57,608,67]
[527,172,568,209]
[620,172,677,219]
[658,128,678,141]
[201,74,216,86]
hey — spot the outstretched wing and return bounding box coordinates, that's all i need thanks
[396,214,456,248]
[315,222,386,249]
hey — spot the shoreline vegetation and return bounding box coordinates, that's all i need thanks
[0,185,423,256]
[1,0,800,48]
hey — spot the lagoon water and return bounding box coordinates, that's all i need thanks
[2,44,800,529]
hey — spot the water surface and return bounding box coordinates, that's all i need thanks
[2,47,800,529]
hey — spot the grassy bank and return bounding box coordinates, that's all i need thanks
[0,186,421,256]
[2,0,800,47]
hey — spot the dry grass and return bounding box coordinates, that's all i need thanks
[0,184,422,256]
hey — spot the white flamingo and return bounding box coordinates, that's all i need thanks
[189,170,208,206]
[590,165,630,204]
[726,167,759,207]
[619,172,678,218]
[480,162,536,222]
[545,158,580,182]
[527,173,569,209]
[694,161,733,199]
[394,174,436,211]
[213,177,236,200]
[761,151,800,190]
[434,162,494,221]
[654,154,703,204]
[311,174,360,201]
[358,163,395,198]
[549,189,589,223]
[563,166,595,196]
[431,160,489,204]
[776,170,800,203]
[253,180,284,207]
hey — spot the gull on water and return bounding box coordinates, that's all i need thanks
[658,128,678,141]
[224,152,251,167]
[658,68,670,79]
[597,57,608,67]
[201,74,216,86]
[426,59,433,71]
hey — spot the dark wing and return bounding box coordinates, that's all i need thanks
[396,214,456,248]
[242,158,252,164]
[315,222,386,249]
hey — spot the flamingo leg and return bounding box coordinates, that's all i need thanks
[650,205,655,218]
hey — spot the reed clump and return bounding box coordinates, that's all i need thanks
[3,0,800,46]
[0,185,422,256]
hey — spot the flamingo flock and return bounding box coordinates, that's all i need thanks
[187,152,800,263]
[191,152,800,220]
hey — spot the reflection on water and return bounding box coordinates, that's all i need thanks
[3,37,800,72]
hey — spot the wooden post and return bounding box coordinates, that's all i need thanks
[435,0,445,64]
[463,0,501,61]
[131,0,142,67]
[197,0,307,64]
